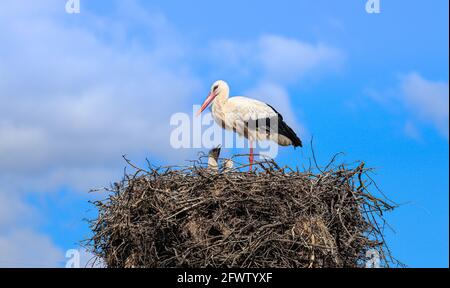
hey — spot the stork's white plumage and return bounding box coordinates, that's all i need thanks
[197,80,302,169]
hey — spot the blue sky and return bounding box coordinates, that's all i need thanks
[0,0,448,267]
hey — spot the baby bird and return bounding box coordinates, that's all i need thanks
[207,147,221,171]
[207,146,234,172]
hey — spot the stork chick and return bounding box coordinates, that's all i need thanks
[207,146,234,172]
[207,147,221,171]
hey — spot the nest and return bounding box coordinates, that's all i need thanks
[86,154,398,268]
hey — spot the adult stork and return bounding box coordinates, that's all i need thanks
[196,80,302,169]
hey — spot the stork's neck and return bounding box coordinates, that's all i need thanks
[212,89,229,111]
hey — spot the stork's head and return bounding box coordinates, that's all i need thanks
[196,80,229,116]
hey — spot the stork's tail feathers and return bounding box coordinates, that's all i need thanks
[279,120,303,148]
[264,103,302,148]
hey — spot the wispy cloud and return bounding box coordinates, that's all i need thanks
[257,35,342,83]
[403,121,422,142]
[400,72,449,139]
[0,0,201,190]
[0,0,201,266]
[209,35,343,84]
[365,72,449,141]
[0,229,63,268]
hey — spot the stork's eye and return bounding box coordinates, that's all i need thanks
[213,85,219,91]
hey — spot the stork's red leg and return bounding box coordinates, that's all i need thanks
[249,140,254,171]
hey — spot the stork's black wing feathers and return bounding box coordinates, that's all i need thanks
[265,103,303,148]
[243,103,303,148]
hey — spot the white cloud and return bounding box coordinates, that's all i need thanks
[257,35,342,83]
[366,72,449,140]
[0,0,201,267]
[403,121,422,142]
[400,72,449,138]
[209,35,343,84]
[0,191,36,227]
[0,229,64,268]
[0,0,201,192]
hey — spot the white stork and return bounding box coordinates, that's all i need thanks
[196,80,302,169]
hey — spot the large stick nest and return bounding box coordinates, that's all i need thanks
[86,154,399,268]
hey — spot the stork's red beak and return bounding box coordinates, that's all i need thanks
[196,92,216,116]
